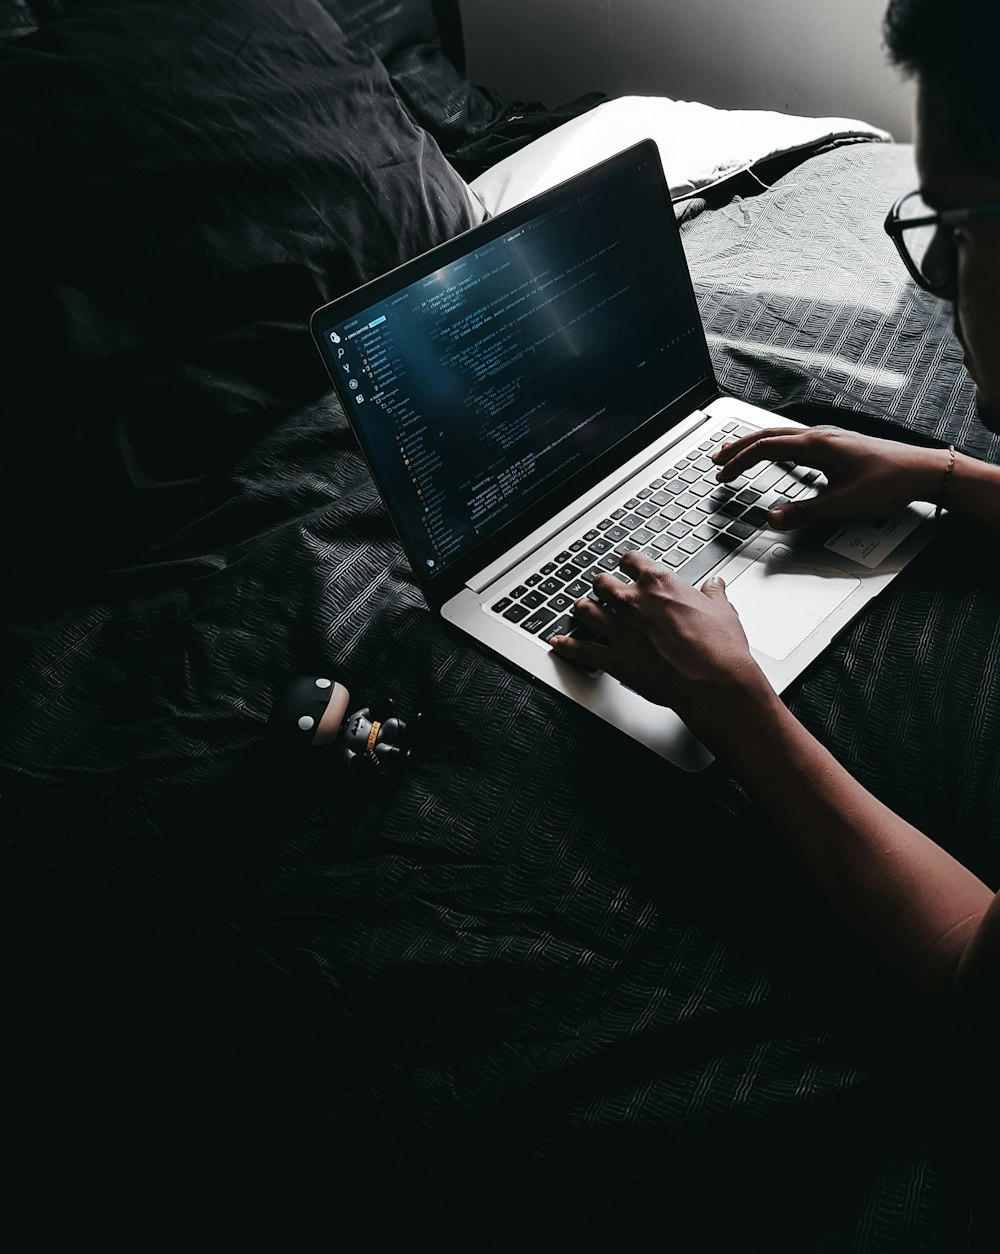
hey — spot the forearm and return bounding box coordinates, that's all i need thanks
[695,678,995,1002]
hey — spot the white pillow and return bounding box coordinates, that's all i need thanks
[468,94,891,215]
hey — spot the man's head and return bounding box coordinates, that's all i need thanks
[884,0,1000,428]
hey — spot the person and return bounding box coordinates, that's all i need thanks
[549,0,1000,1036]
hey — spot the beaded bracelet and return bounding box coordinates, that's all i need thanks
[935,444,956,519]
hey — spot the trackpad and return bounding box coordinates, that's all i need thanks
[724,544,860,661]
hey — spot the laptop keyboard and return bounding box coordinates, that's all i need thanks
[488,421,822,647]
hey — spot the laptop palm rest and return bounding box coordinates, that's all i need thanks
[724,542,861,661]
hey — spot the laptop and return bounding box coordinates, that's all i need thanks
[310,139,937,770]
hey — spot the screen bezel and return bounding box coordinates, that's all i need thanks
[309,139,719,608]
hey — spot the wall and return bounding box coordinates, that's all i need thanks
[459,0,915,141]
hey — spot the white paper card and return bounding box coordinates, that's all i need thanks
[822,510,924,570]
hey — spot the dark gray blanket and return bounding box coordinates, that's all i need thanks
[2,10,996,1245]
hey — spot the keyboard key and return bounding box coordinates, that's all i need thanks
[720,500,746,520]
[726,521,756,540]
[590,536,613,554]
[634,501,658,518]
[620,513,644,530]
[539,614,575,643]
[564,579,589,598]
[667,520,691,538]
[522,590,545,609]
[686,480,712,498]
[569,539,585,552]
[663,549,688,567]
[692,524,716,542]
[540,562,557,575]
[736,488,761,504]
[674,492,699,510]
[510,584,528,599]
[660,502,684,521]
[678,535,703,554]
[674,532,743,584]
[605,524,629,542]
[747,464,784,493]
[623,497,641,509]
[525,573,542,586]
[615,539,641,555]
[597,553,619,570]
[555,564,578,582]
[540,614,608,651]
[549,593,573,613]
[572,549,597,567]
[521,606,556,634]
[644,515,667,533]
[637,488,653,499]
[555,550,572,563]
[632,527,655,545]
[538,576,563,596]
[503,603,530,622]
[652,534,675,552]
[583,529,600,541]
[492,597,512,613]
[742,506,769,528]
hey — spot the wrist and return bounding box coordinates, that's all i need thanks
[683,660,783,751]
[907,443,955,507]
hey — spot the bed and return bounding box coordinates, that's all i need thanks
[3,2,997,1248]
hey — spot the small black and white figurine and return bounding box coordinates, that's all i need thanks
[267,674,418,780]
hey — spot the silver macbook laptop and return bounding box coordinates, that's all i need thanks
[310,139,938,770]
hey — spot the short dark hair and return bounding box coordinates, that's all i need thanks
[883,0,1000,173]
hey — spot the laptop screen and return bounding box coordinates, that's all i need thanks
[316,144,713,584]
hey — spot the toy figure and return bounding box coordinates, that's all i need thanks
[267,674,418,781]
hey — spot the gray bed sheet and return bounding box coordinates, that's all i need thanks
[4,140,997,1249]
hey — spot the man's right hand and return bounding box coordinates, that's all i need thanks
[712,424,950,530]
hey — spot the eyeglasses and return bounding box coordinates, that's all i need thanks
[884,190,1000,294]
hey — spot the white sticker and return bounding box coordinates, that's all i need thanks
[822,509,924,570]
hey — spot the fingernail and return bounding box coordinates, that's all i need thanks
[769,506,788,528]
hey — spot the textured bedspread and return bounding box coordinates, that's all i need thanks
[2,12,997,1247]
